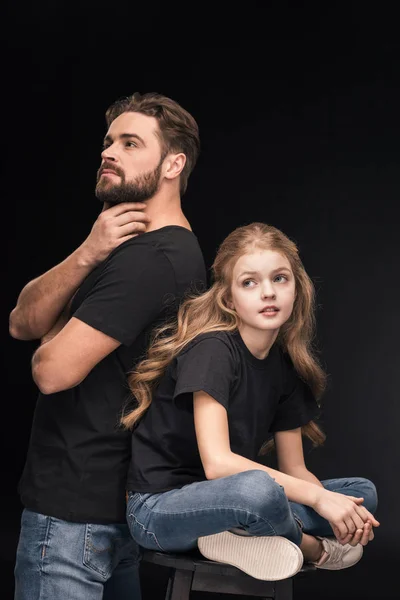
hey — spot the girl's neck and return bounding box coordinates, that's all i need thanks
[237,325,279,360]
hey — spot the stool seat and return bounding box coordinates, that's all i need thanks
[142,548,316,599]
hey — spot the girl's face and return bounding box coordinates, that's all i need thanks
[229,249,296,338]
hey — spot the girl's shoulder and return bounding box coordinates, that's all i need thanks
[178,330,239,359]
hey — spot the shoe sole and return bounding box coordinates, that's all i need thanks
[197,531,304,581]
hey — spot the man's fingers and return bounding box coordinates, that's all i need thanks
[119,222,148,237]
[115,210,151,226]
[118,234,139,244]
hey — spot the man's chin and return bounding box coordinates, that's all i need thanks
[96,184,119,203]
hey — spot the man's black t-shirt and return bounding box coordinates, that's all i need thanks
[127,330,319,493]
[19,226,207,524]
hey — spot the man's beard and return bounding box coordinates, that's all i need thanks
[95,160,163,205]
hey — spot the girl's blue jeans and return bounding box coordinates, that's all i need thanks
[127,470,377,551]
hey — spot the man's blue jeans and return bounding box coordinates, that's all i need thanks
[14,509,141,600]
[127,470,377,552]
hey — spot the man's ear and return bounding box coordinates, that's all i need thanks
[164,153,186,181]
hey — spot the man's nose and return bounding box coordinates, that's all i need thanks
[101,145,117,162]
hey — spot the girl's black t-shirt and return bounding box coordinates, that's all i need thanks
[127,330,319,493]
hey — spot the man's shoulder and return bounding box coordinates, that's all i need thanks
[110,226,201,260]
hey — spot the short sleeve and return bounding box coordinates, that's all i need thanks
[72,241,176,346]
[173,337,237,409]
[269,371,320,433]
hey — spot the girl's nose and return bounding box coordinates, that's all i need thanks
[261,282,276,299]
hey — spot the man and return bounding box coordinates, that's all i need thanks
[10,92,207,599]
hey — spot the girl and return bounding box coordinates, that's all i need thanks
[121,222,379,582]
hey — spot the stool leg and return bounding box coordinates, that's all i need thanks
[274,577,293,600]
[165,568,194,600]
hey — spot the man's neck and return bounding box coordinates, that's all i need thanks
[145,192,191,232]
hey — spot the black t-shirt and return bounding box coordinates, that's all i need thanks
[19,226,207,524]
[127,330,319,493]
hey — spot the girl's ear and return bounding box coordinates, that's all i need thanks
[226,296,235,310]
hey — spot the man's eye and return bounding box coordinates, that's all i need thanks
[126,141,137,148]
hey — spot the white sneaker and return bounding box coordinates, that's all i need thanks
[197,530,304,581]
[312,537,363,570]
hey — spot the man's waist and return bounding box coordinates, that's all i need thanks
[19,488,127,524]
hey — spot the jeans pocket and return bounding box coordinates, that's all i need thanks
[83,524,120,579]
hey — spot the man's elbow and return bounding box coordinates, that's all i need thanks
[9,310,25,340]
[32,364,59,395]
[9,309,37,341]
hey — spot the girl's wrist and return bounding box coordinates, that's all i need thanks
[307,483,326,509]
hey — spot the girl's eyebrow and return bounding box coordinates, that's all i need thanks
[238,266,291,277]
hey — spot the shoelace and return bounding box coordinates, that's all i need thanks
[324,538,347,563]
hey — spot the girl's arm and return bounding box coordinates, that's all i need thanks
[274,428,323,487]
[194,391,321,504]
[275,426,376,545]
[193,391,379,540]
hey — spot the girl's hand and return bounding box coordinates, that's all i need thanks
[332,520,375,546]
[313,489,380,541]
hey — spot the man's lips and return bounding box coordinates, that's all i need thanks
[101,169,119,176]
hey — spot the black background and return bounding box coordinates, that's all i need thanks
[3,3,400,599]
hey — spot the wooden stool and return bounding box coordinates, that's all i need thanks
[142,548,316,599]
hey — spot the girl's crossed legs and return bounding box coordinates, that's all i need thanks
[127,469,377,553]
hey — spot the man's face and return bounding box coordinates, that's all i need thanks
[95,112,166,205]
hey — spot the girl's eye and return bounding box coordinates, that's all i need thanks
[242,279,256,288]
[274,274,288,283]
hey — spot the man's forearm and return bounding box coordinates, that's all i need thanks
[10,202,150,341]
[9,245,95,341]
[40,307,70,345]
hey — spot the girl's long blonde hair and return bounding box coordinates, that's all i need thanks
[121,223,326,447]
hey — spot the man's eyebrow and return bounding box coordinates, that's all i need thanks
[103,133,146,145]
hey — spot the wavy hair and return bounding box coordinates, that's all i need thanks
[121,222,326,447]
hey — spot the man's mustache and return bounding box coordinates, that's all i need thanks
[97,163,124,181]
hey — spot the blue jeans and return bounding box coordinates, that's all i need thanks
[14,509,141,600]
[126,470,377,551]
